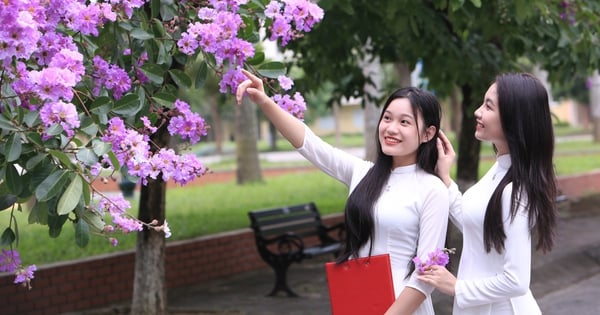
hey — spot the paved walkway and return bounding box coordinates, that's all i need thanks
[159,197,600,315]
[71,194,600,315]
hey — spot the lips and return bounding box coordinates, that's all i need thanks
[384,136,400,144]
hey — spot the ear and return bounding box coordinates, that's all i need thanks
[422,126,436,143]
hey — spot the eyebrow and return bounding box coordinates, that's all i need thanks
[385,110,415,119]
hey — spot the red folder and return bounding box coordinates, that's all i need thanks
[325,254,396,315]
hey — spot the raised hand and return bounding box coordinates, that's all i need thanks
[236,69,270,106]
[435,130,455,187]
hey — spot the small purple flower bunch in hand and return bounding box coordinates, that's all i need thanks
[413,248,456,274]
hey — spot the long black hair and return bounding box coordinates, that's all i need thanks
[337,87,442,262]
[483,73,557,254]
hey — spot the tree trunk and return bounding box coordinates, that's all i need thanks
[395,63,412,87]
[209,96,223,155]
[455,84,480,191]
[333,100,342,147]
[590,70,600,142]
[130,125,170,315]
[449,86,462,134]
[268,122,278,150]
[235,97,263,184]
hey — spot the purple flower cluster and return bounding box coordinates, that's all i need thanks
[272,92,307,120]
[412,248,454,274]
[0,249,37,289]
[559,1,576,25]
[101,101,208,187]
[92,56,132,100]
[264,0,324,46]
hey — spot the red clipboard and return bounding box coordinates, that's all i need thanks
[325,253,396,315]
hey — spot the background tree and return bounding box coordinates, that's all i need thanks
[288,0,600,188]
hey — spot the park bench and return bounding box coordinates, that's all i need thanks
[248,202,345,297]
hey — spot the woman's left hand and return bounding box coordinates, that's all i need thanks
[417,265,457,296]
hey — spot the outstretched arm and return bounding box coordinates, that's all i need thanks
[235,69,305,148]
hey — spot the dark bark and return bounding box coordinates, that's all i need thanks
[130,125,169,315]
[455,84,480,191]
[209,96,223,155]
[235,97,263,184]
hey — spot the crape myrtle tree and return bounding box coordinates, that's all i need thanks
[0,0,323,312]
[287,0,600,189]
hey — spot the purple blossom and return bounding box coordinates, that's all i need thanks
[272,92,306,119]
[412,248,453,274]
[0,249,21,273]
[39,101,81,138]
[168,100,209,144]
[277,75,294,90]
[14,265,37,289]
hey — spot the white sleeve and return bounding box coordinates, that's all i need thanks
[406,179,450,295]
[448,180,463,232]
[296,125,364,186]
[455,186,532,308]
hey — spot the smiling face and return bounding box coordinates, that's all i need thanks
[378,98,432,168]
[474,83,508,154]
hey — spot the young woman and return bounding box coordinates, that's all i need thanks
[419,73,557,315]
[236,69,449,315]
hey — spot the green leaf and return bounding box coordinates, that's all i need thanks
[79,116,99,136]
[195,62,208,88]
[257,62,286,79]
[75,218,90,247]
[160,1,177,21]
[139,64,165,85]
[89,96,112,114]
[4,164,23,196]
[151,6,163,25]
[102,152,119,173]
[152,92,177,107]
[57,175,82,215]
[29,201,48,225]
[469,0,481,8]
[48,212,68,238]
[91,139,112,156]
[23,111,40,127]
[25,153,47,169]
[0,227,15,246]
[5,133,22,162]
[168,69,192,89]
[155,39,169,65]
[450,0,465,11]
[45,123,64,136]
[0,114,17,131]
[152,17,167,37]
[25,132,43,146]
[49,149,74,167]
[112,93,142,116]
[81,177,91,206]
[35,169,70,201]
[246,51,265,66]
[0,194,17,211]
[130,28,154,40]
[76,147,99,166]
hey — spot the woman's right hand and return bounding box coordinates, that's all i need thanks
[435,130,455,187]
[236,69,270,106]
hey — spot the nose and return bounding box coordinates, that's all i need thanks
[474,105,483,119]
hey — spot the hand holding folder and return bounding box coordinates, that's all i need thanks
[325,254,396,315]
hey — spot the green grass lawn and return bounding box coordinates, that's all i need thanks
[2,128,600,266]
